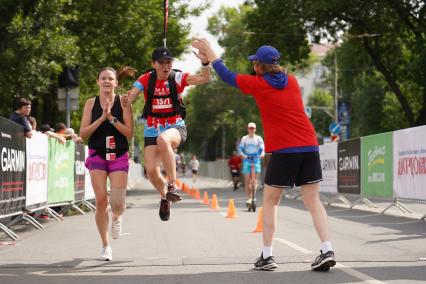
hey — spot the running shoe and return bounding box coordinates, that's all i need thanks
[111,216,122,239]
[99,246,112,261]
[159,199,170,221]
[165,182,182,203]
[254,253,278,271]
[311,250,336,271]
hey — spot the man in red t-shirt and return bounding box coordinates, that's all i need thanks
[228,151,242,190]
[192,38,335,272]
[124,47,210,221]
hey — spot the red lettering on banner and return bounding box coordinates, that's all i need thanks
[28,162,47,181]
[398,157,426,176]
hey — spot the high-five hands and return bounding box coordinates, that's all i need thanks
[191,37,218,63]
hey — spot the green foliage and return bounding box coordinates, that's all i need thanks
[307,89,333,137]
[184,74,261,160]
[184,5,263,159]
[238,0,426,133]
[0,0,206,151]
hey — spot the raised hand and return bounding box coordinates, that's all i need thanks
[192,49,209,64]
[191,37,218,62]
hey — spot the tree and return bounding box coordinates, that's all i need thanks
[307,89,334,138]
[185,74,261,160]
[0,0,207,151]
[243,0,425,127]
[0,0,78,121]
[301,0,426,126]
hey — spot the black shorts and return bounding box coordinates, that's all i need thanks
[264,151,322,188]
[144,125,187,148]
[230,169,240,177]
[192,169,198,174]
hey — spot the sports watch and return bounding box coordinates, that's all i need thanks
[110,117,118,125]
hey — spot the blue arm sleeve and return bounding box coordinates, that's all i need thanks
[133,81,144,91]
[211,59,238,88]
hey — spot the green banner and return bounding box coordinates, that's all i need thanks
[361,132,393,198]
[48,139,75,204]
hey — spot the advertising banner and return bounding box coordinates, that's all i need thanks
[338,138,361,194]
[74,143,85,202]
[0,117,26,215]
[84,146,95,200]
[319,143,338,193]
[393,126,426,200]
[25,132,49,209]
[361,132,393,198]
[47,139,75,204]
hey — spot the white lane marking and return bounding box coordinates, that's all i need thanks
[274,238,314,254]
[274,237,386,284]
[336,264,386,284]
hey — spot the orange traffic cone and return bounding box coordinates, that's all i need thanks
[202,192,209,205]
[194,189,201,200]
[226,199,238,218]
[252,207,263,232]
[183,183,188,193]
[210,194,220,209]
[176,179,182,190]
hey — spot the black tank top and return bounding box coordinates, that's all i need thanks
[88,95,129,157]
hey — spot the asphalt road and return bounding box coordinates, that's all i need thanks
[1,176,425,284]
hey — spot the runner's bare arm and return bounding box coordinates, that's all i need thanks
[186,66,211,85]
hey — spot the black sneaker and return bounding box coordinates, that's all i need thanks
[254,253,277,271]
[159,199,170,221]
[165,182,182,203]
[311,250,336,271]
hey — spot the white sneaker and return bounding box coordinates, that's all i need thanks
[246,198,252,204]
[99,246,112,261]
[111,216,122,239]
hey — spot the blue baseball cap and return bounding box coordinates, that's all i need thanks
[248,45,281,64]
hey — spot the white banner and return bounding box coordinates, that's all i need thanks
[319,143,338,193]
[128,161,143,190]
[84,146,95,200]
[25,132,48,208]
[393,126,426,200]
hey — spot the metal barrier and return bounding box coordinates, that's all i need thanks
[197,125,426,220]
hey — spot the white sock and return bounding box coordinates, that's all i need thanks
[321,241,333,253]
[262,246,273,258]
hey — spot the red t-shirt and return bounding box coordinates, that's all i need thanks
[136,71,189,127]
[228,155,242,170]
[235,74,318,152]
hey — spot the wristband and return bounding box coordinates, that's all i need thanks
[201,61,210,66]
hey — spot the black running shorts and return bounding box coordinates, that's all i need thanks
[264,151,322,188]
[144,125,187,148]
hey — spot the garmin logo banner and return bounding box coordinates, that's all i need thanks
[337,138,361,194]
